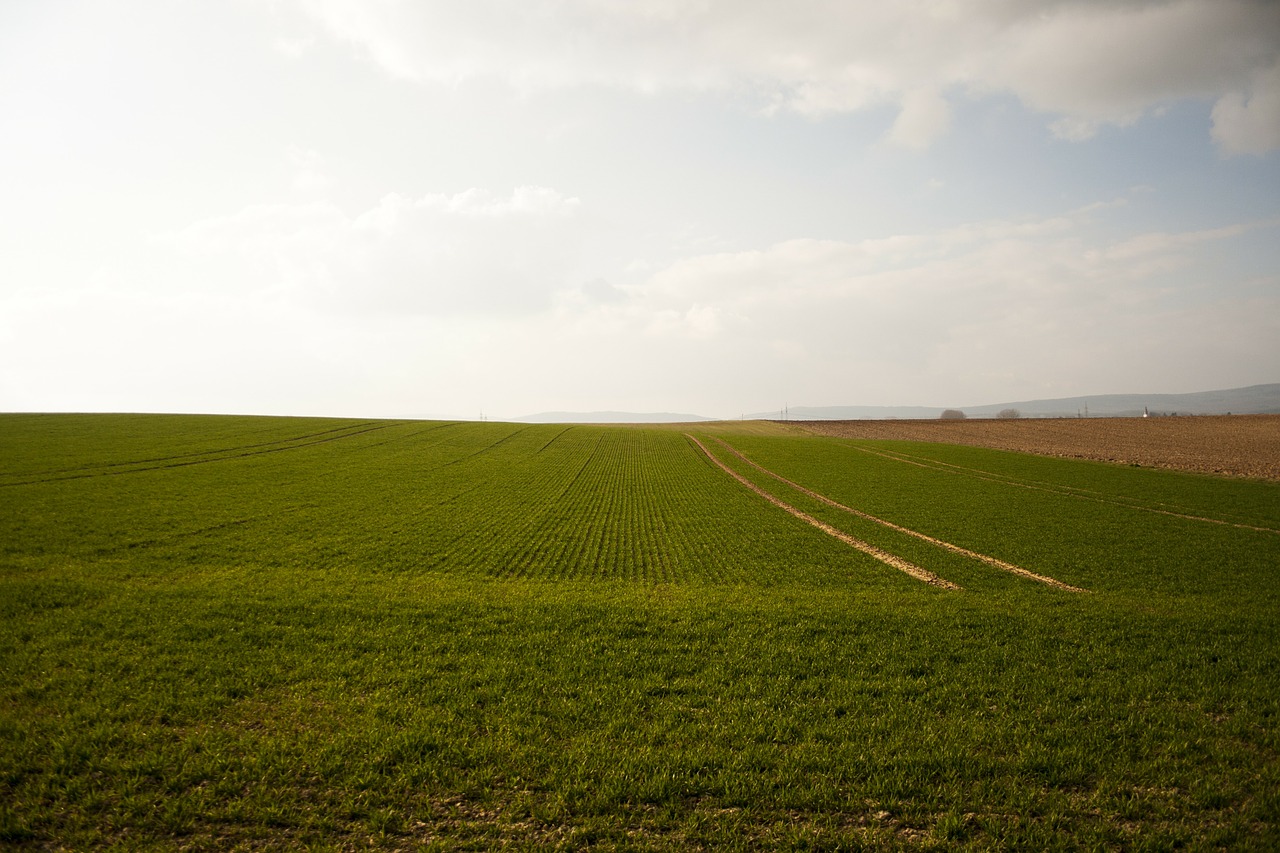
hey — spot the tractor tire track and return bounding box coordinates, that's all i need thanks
[0,421,392,479]
[687,434,959,590]
[713,437,1087,593]
[499,432,607,577]
[0,424,396,487]
[535,425,578,454]
[441,425,535,467]
[849,443,1280,536]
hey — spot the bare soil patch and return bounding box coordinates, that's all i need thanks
[794,414,1280,481]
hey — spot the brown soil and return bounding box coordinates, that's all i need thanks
[792,414,1280,481]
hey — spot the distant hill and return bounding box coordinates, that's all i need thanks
[514,411,716,424]
[749,383,1280,420]
[754,405,950,420]
[962,384,1280,418]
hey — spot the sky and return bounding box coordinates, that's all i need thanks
[2,1,1278,420]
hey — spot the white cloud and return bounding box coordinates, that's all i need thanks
[1212,62,1280,155]
[287,145,331,192]
[1103,219,1278,261]
[886,87,951,150]
[291,0,1280,150]
[273,35,316,59]
[532,207,1280,408]
[161,186,585,315]
[971,0,1276,136]
[6,191,1276,417]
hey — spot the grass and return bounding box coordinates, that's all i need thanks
[1,414,1278,849]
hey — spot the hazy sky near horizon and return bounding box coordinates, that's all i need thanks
[3,1,1279,419]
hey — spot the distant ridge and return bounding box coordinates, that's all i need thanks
[749,383,1280,420]
[514,411,716,424]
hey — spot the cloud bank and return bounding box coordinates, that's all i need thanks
[294,0,1280,151]
[163,186,584,315]
[5,183,1275,417]
[2,2,1275,419]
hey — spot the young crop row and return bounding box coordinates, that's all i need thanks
[688,433,1097,594]
[0,414,392,484]
[848,440,1280,534]
[4,415,1280,848]
[702,431,1280,601]
[0,416,907,588]
[686,433,962,589]
[700,434,1091,591]
[391,425,880,585]
[7,414,1276,600]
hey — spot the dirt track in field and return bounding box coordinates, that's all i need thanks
[792,414,1280,481]
[710,437,1087,591]
[686,435,960,590]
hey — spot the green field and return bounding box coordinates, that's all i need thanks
[2,414,1278,849]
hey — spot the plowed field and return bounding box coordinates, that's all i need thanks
[795,413,1280,480]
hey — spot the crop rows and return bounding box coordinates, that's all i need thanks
[4,414,1280,848]
[703,430,1280,600]
[7,415,1276,597]
[372,424,867,584]
[0,414,392,485]
[843,441,1280,534]
[697,434,1086,592]
[687,433,962,589]
[0,417,916,587]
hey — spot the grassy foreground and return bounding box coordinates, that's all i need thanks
[2,414,1278,849]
